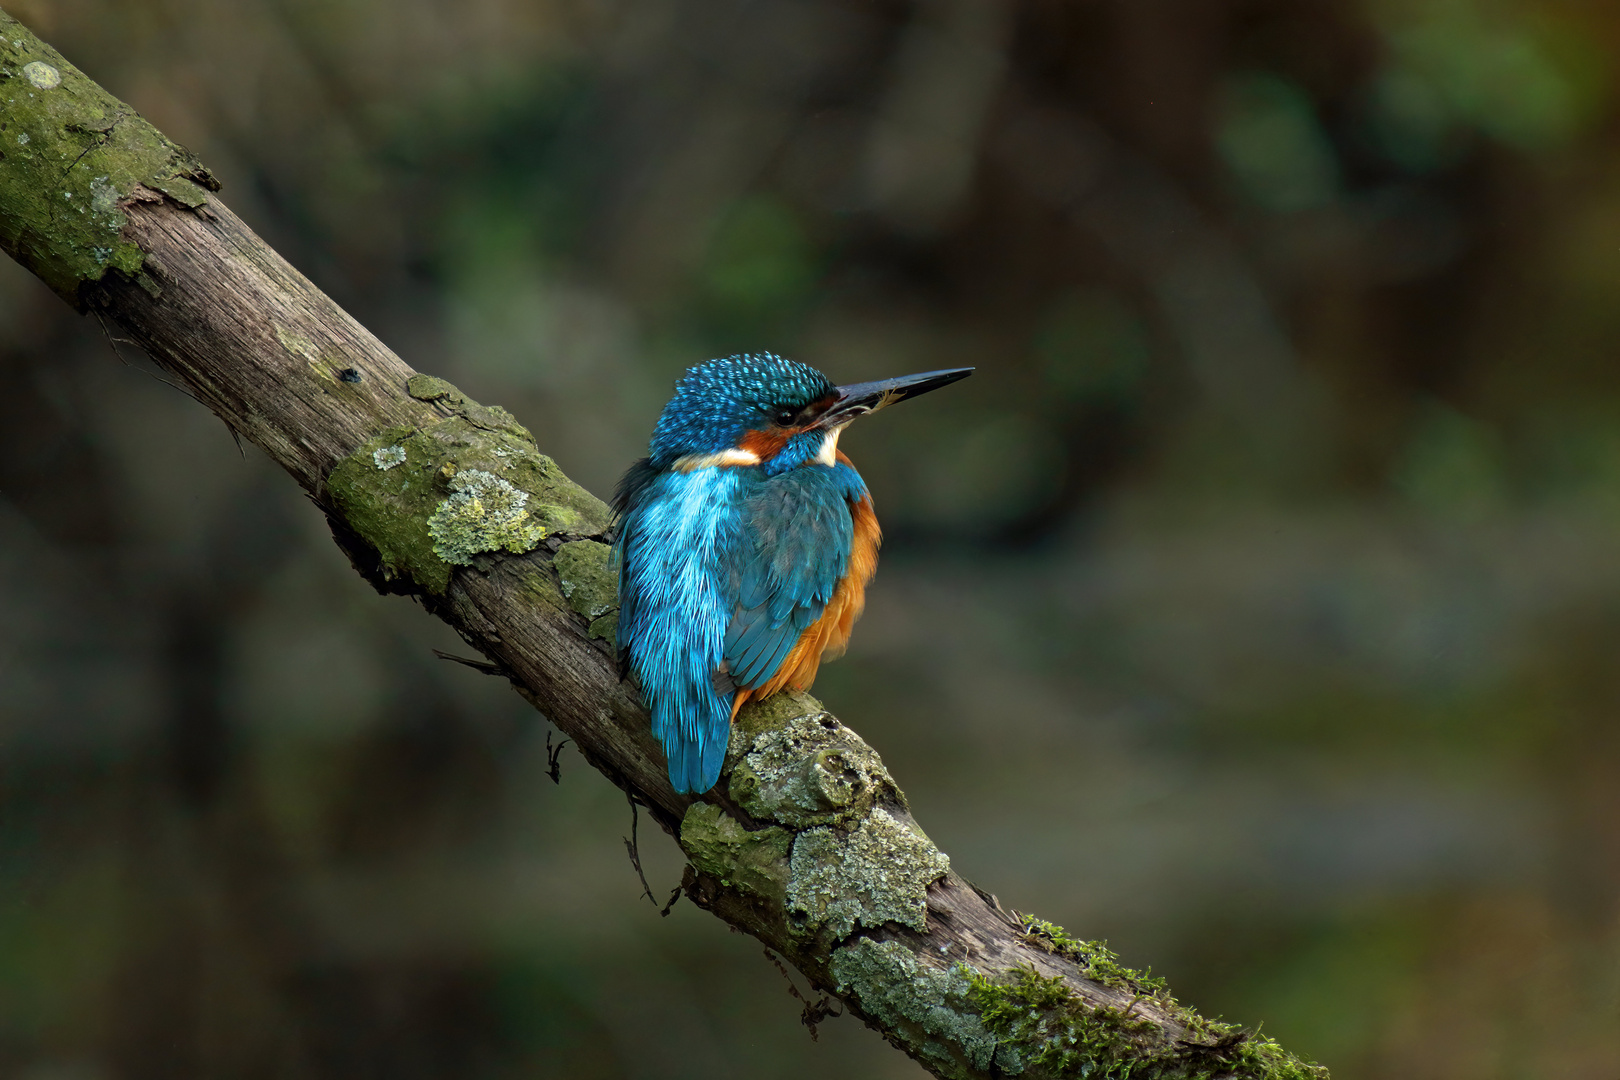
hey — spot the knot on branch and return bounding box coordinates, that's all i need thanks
[679,696,950,949]
[729,703,904,827]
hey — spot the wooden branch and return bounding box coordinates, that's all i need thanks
[0,10,1326,1079]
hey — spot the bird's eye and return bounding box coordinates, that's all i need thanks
[773,409,797,426]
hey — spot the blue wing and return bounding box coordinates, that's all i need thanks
[615,467,748,793]
[723,465,864,691]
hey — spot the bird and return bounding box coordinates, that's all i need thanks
[613,352,972,794]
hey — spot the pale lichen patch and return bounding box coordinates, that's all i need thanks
[89,176,118,214]
[326,381,609,596]
[786,807,949,940]
[22,60,59,89]
[730,711,900,828]
[427,469,544,565]
[829,939,1014,1080]
[372,445,406,471]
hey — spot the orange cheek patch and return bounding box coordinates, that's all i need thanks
[738,428,792,460]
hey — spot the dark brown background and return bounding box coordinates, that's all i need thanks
[2,0,1618,1076]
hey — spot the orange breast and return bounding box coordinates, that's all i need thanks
[731,483,881,718]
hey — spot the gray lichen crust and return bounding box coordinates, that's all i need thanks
[730,711,902,828]
[830,939,1017,1080]
[325,376,611,594]
[427,469,545,564]
[685,697,950,944]
[787,807,949,940]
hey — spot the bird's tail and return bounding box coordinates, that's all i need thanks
[653,693,730,795]
[665,731,727,795]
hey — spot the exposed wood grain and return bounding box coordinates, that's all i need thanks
[93,197,432,485]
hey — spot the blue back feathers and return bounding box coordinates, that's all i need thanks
[615,354,868,794]
[723,465,860,687]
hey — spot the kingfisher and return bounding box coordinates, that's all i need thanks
[613,353,972,794]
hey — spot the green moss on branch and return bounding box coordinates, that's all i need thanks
[1017,917,1169,996]
[968,918,1330,1080]
[553,540,616,615]
[0,10,219,305]
[680,803,792,906]
[325,376,610,594]
[828,939,1014,1079]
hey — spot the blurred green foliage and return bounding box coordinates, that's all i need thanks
[1218,73,1342,213]
[698,194,821,338]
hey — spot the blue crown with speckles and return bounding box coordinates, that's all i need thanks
[649,353,834,464]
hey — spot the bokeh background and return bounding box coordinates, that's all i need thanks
[2,0,1619,1075]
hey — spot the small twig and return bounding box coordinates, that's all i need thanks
[622,792,657,906]
[431,648,506,676]
[221,417,246,458]
[762,947,842,1041]
[545,730,570,784]
[619,795,681,915]
[90,307,207,405]
[92,310,137,366]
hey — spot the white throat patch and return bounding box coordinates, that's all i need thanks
[814,426,843,466]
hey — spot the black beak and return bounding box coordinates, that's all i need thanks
[818,367,974,427]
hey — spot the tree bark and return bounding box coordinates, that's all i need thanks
[0,10,1325,1078]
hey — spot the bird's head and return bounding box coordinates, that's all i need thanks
[649,353,972,476]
